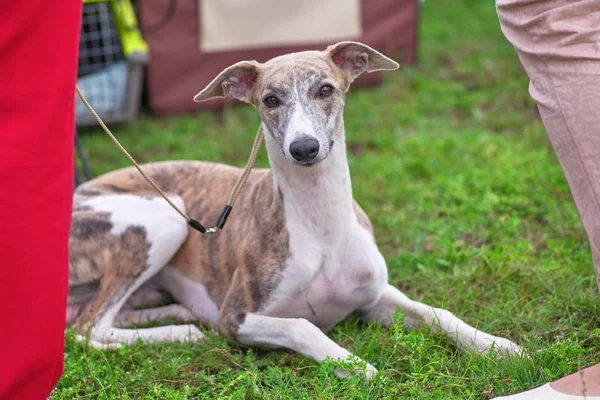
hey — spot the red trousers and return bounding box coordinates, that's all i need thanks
[0,1,81,399]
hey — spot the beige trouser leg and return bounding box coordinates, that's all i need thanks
[497,0,600,291]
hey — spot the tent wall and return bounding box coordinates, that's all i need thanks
[138,0,419,114]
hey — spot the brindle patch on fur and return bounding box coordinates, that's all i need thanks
[69,207,112,285]
[353,201,374,235]
[75,189,103,197]
[218,270,248,341]
[70,216,113,240]
[213,174,289,339]
[70,223,151,332]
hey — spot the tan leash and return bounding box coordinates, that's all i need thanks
[75,85,263,234]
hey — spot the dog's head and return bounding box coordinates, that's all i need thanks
[195,41,399,167]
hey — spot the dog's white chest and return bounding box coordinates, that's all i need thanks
[263,223,388,329]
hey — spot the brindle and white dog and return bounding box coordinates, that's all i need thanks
[68,41,523,378]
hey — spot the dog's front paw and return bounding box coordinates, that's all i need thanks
[75,334,124,351]
[181,325,205,343]
[334,359,379,380]
[480,336,527,359]
[363,362,379,380]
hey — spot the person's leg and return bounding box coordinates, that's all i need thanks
[496,0,600,398]
[0,1,81,399]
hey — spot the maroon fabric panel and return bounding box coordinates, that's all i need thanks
[140,0,417,115]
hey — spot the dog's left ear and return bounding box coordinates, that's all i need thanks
[194,60,261,104]
[327,41,399,82]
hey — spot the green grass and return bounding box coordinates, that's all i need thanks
[55,0,599,398]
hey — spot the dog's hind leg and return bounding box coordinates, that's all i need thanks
[125,279,171,309]
[72,194,203,347]
[74,253,203,346]
[114,304,197,328]
[360,284,525,358]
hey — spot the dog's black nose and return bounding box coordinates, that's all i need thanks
[289,136,320,162]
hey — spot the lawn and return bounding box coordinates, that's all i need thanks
[54,0,600,399]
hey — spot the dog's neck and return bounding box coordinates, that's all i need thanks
[264,122,355,237]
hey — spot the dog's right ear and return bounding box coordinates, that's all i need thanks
[327,41,399,83]
[194,60,261,104]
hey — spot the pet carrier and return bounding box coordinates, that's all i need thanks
[75,0,148,127]
[74,0,148,187]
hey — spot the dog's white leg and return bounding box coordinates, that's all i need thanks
[361,284,524,357]
[114,304,197,328]
[92,324,203,345]
[75,335,124,350]
[236,313,378,379]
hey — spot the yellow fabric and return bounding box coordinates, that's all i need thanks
[82,0,148,57]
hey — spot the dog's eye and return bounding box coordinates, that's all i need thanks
[263,96,280,108]
[319,84,334,97]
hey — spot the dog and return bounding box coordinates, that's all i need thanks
[67,41,523,378]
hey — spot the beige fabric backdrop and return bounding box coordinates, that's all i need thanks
[200,0,362,52]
